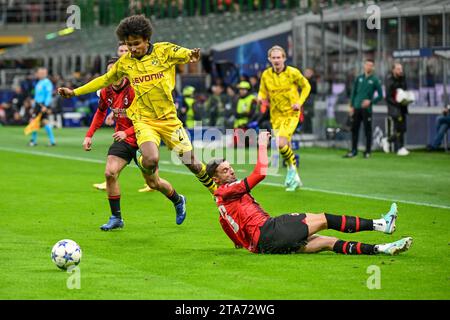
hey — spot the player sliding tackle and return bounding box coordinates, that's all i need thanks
[58,15,218,227]
[207,131,413,255]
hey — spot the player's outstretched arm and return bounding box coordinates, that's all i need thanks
[189,48,201,63]
[58,64,121,98]
[58,87,74,98]
[246,131,270,189]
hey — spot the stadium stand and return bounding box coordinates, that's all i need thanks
[1,0,448,149]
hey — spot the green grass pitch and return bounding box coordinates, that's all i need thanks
[0,126,449,299]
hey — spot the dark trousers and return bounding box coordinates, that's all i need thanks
[432,115,450,149]
[351,108,372,154]
[387,115,407,152]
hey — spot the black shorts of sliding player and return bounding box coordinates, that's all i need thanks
[257,213,309,254]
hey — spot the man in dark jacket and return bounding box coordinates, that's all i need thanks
[382,63,410,156]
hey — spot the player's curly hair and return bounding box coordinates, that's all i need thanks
[206,158,225,178]
[116,14,153,41]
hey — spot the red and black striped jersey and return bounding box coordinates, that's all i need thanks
[86,79,137,147]
[214,145,270,253]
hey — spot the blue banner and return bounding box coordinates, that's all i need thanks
[212,31,293,78]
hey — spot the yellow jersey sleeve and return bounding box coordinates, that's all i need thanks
[159,42,191,66]
[74,57,124,96]
[257,70,269,101]
[294,69,311,106]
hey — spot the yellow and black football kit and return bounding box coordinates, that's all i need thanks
[258,66,311,140]
[73,42,192,153]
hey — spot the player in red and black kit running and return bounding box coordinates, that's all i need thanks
[206,131,413,255]
[84,57,186,231]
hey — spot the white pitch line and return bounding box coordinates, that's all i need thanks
[1,146,449,210]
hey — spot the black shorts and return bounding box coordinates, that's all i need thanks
[257,213,309,254]
[40,112,49,121]
[33,104,50,121]
[107,140,138,165]
[32,112,49,121]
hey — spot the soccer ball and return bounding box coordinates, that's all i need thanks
[51,239,82,270]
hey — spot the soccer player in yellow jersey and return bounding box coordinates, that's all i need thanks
[92,41,153,193]
[58,15,217,215]
[257,45,311,192]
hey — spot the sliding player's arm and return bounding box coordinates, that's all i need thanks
[215,132,270,200]
[245,131,270,189]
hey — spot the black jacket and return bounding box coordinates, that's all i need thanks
[385,72,408,117]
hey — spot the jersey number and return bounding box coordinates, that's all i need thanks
[218,205,239,233]
[175,127,186,141]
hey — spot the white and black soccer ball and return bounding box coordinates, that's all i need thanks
[51,239,82,270]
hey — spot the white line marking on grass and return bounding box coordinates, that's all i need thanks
[0,147,105,164]
[2,146,449,210]
[261,181,450,210]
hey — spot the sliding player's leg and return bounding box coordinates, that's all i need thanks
[297,234,337,253]
[297,203,412,255]
[297,234,412,255]
[303,203,399,235]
